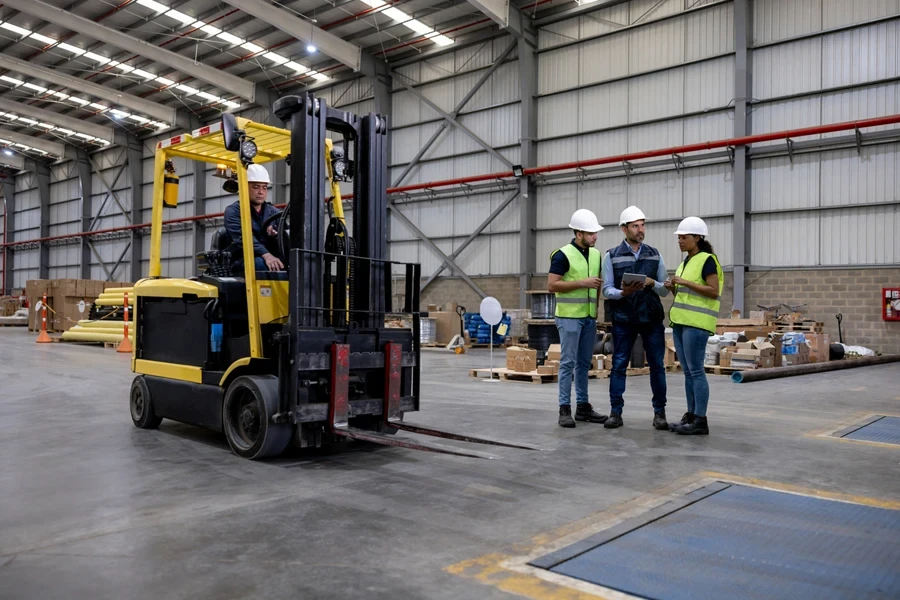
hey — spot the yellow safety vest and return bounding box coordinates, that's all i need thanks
[669,252,724,334]
[551,244,601,319]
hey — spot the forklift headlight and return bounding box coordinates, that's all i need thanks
[240,139,258,161]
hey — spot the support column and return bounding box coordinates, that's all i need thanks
[518,31,538,309]
[732,0,752,315]
[191,155,208,273]
[126,135,143,282]
[74,148,93,279]
[35,160,51,279]
[1,174,15,294]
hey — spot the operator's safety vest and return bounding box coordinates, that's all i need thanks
[551,244,601,319]
[669,252,724,334]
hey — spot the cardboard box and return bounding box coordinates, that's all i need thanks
[26,280,50,331]
[591,354,606,371]
[428,311,461,344]
[804,332,830,363]
[537,364,557,375]
[749,310,775,322]
[720,340,776,369]
[546,344,561,362]
[506,346,537,372]
[426,304,439,312]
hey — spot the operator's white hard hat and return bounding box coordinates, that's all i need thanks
[674,216,709,237]
[618,205,646,226]
[246,163,271,185]
[568,209,603,233]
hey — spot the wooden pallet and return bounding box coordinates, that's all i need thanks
[666,362,682,373]
[469,367,555,384]
[775,321,824,332]
[589,367,652,379]
[704,365,750,376]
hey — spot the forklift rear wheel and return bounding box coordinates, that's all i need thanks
[223,375,291,459]
[130,376,162,429]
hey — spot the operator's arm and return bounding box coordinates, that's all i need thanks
[601,253,624,300]
[652,256,670,297]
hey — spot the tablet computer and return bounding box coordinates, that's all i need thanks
[622,273,646,285]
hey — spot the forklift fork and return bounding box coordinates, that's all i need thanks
[326,343,537,458]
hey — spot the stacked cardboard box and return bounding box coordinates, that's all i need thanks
[536,345,606,373]
[804,332,830,363]
[427,301,461,345]
[781,333,810,366]
[25,279,111,333]
[720,340,777,369]
[506,346,537,372]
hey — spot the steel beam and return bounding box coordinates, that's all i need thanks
[393,72,514,168]
[89,156,131,224]
[534,0,631,27]
[0,128,65,158]
[34,160,51,279]
[0,153,24,171]
[217,0,363,73]
[518,32,538,309]
[421,188,519,291]
[393,39,517,187]
[470,1,538,47]
[74,149,92,279]
[0,98,114,144]
[388,203,487,299]
[732,0,752,316]
[87,158,127,231]
[3,0,256,102]
[1,174,14,294]
[0,53,177,125]
[127,136,144,282]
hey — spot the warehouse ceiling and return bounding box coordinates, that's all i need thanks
[0,0,578,162]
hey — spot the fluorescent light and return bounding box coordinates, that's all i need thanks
[128,115,150,124]
[3,150,12,156]
[89,103,108,111]
[116,64,135,73]
[241,42,264,53]
[433,35,454,46]
[75,133,94,140]
[133,69,155,80]
[361,0,387,6]
[57,42,85,55]
[197,91,219,101]
[69,97,89,105]
[51,91,69,99]
[13,143,28,149]
[0,75,23,86]
[155,76,176,86]
[199,23,221,36]
[29,32,57,45]
[0,22,32,37]
[313,73,329,81]
[223,100,241,109]
[110,109,130,119]
[263,52,288,65]
[404,19,434,35]
[383,7,411,23]
[176,84,198,95]
[217,32,243,45]
[307,44,317,53]
[83,51,111,65]
[154,122,169,129]
[285,61,309,74]
[22,83,47,93]
[17,117,38,125]
[56,129,76,136]
[165,9,195,25]
[37,122,55,129]
[136,0,168,12]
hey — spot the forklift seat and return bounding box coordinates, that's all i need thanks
[211,227,232,252]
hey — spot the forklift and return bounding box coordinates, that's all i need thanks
[128,94,532,459]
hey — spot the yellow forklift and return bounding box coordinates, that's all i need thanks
[129,94,532,459]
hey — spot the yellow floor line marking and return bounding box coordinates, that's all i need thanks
[446,472,900,599]
[806,412,900,451]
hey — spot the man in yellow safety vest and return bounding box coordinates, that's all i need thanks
[548,209,609,428]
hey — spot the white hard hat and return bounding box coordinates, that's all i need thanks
[619,205,646,226]
[568,209,603,233]
[246,163,270,184]
[674,216,709,236]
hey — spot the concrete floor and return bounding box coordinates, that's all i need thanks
[1,327,898,599]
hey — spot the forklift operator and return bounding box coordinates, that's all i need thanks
[223,164,285,273]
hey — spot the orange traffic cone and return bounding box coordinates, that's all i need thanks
[117,292,134,354]
[36,293,52,343]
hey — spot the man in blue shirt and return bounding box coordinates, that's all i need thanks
[600,206,670,430]
[223,164,284,274]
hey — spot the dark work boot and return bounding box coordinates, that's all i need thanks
[575,403,608,423]
[652,411,668,430]
[676,416,709,435]
[604,413,624,429]
[668,412,694,432]
[558,405,576,428]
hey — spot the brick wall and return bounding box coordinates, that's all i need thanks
[744,268,900,356]
[401,267,900,354]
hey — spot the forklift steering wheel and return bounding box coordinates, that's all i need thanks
[262,209,290,266]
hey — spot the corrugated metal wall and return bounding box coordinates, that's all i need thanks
[2,0,899,291]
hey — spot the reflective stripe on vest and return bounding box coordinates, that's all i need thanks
[668,252,724,334]
[552,244,601,319]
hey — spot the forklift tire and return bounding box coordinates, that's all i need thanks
[223,375,291,460]
[130,376,162,429]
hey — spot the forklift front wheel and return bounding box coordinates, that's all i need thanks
[130,376,162,429]
[223,375,291,460]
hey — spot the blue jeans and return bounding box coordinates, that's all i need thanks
[609,322,667,414]
[555,317,597,407]
[234,256,267,275]
[672,324,711,417]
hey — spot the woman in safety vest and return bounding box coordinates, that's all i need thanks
[663,217,724,435]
